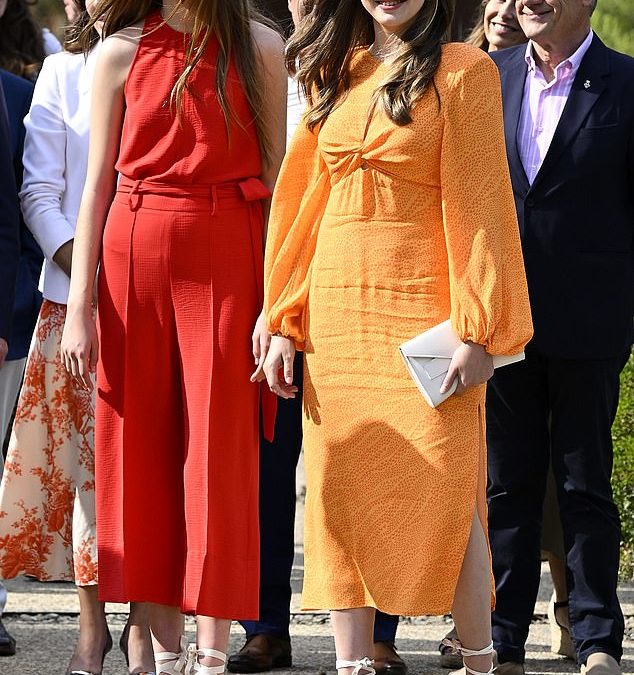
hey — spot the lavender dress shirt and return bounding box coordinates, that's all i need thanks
[517,30,594,184]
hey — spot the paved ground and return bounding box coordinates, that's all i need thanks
[0,460,632,673]
[0,611,632,675]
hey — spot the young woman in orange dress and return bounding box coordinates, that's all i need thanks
[61,1,286,673]
[259,2,533,675]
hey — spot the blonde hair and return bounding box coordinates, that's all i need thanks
[78,0,279,161]
[464,1,488,51]
[287,0,454,131]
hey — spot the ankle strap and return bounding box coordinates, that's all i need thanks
[194,648,226,662]
[464,666,494,675]
[188,646,227,675]
[336,657,375,675]
[155,636,189,674]
[441,638,493,658]
[155,635,188,661]
[440,638,493,675]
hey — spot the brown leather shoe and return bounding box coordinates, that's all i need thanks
[493,653,525,675]
[439,627,463,670]
[373,641,408,675]
[227,634,292,673]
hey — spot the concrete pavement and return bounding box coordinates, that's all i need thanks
[0,609,632,674]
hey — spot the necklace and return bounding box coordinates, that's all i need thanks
[368,41,399,62]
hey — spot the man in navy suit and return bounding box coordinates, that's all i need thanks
[0,69,41,452]
[487,2,634,675]
[0,74,23,658]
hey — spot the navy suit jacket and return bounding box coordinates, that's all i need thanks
[0,84,20,346]
[491,36,634,359]
[0,69,43,360]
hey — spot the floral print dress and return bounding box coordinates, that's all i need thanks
[0,301,97,585]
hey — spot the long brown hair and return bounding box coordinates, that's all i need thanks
[65,0,100,54]
[0,0,46,80]
[465,1,488,51]
[78,0,278,161]
[288,0,454,131]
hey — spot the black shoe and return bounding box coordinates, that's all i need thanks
[373,641,408,675]
[227,634,292,673]
[0,617,16,656]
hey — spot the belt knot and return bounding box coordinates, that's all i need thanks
[127,180,143,211]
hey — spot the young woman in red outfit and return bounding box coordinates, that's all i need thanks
[61,1,286,673]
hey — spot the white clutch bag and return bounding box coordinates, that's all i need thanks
[399,320,525,408]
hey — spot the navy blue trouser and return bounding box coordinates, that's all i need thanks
[487,350,628,666]
[242,354,399,643]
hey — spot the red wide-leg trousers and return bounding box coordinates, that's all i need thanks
[96,179,267,619]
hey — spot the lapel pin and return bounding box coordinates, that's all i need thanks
[584,79,591,89]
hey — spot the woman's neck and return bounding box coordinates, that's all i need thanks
[369,23,403,61]
[161,0,195,33]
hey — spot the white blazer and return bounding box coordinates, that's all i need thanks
[20,45,99,304]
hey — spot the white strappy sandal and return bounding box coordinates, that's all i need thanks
[154,636,190,675]
[336,657,376,675]
[185,646,227,675]
[441,638,494,675]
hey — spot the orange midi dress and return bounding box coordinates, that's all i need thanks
[264,44,534,615]
[96,11,273,618]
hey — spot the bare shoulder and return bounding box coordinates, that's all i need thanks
[436,42,499,96]
[97,20,145,74]
[250,20,285,57]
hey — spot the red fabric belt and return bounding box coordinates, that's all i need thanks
[117,176,271,211]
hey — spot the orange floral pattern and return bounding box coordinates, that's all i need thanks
[0,300,97,585]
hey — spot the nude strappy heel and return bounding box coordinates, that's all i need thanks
[441,638,494,675]
[154,636,189,675]
[185,646,227,675]
[336,657,376,675]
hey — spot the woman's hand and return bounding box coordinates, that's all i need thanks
[60,303,99,391]
[250,310,271,383]
[262,336,298,399]
[440,342,494,396]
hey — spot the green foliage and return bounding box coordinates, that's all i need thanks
[593,0,634,56]
[612,354,634,579]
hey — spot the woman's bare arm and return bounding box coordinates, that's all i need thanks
[61,25,141,388]
[250,22,287,378]
[251,21,287,234]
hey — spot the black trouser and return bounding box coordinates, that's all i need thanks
[242,354,399,643]
[487,350,628,666]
